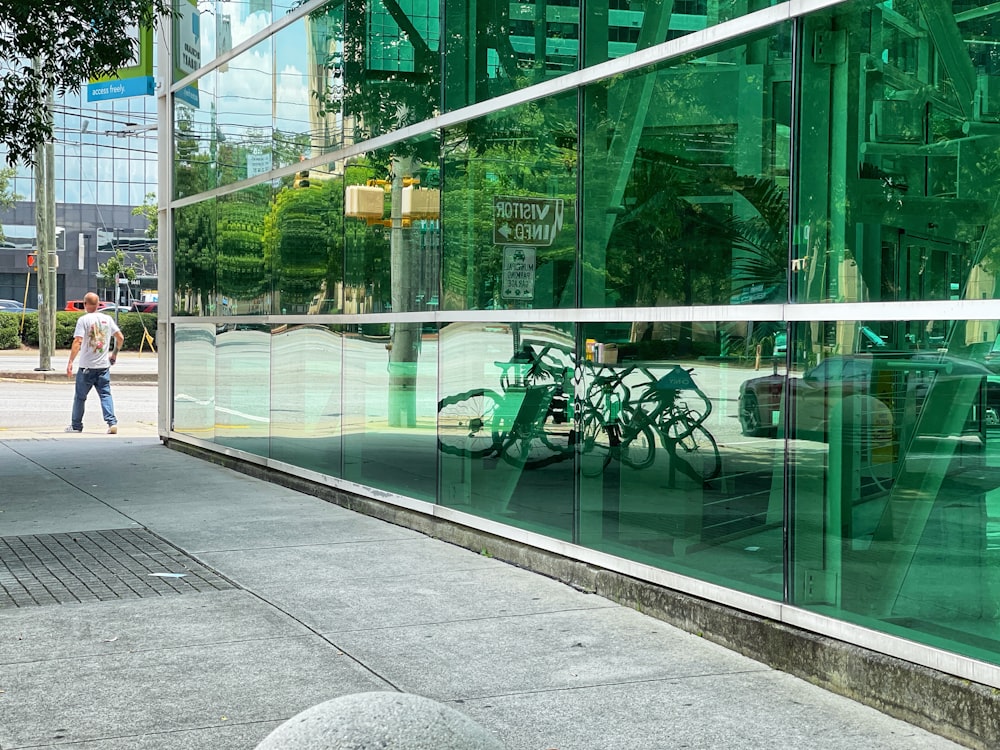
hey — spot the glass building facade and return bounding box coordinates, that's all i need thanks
[163,0,1000,705]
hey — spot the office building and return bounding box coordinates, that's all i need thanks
[0,91,157,307]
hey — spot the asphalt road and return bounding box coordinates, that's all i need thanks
[0,380,158,430]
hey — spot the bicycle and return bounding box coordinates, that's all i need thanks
[578,363,720,484]
[628,366,721,484]
[579,363,655,477]
[438,343,576,469]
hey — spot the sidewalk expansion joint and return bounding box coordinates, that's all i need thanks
[0,528,238,608]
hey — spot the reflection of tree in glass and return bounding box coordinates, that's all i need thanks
[729,177,789,295]
[309,2,439,154]
[174,202,216,315]
[441,101,577,310]
[605,159,731,307]
[217,186,269,305]
[264,177,338,312]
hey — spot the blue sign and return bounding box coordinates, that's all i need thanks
[87,76,155,102]
[175,84,200,108]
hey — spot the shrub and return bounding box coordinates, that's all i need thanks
[0,313,21,349]
[117,313,158,350]
[17,312,80,349]
[9,311,157,350]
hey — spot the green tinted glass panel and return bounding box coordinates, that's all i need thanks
[215,35,273,189]
[278,9,343,158]
[789,318,1000,663]
[173,200,217,316]
[438,321,575,541]
[581,320,782,598]
[215,324,271,456]
[215,185,271,315]
[795,4,1000,304]
[173,71,218,200]
[270,161,344,315]
[444,0,770,110]
[340,0,441,144]
[581,25,792,307]
[270,324,344,475]
[173,324,216,440]
[343,137,440,316]
[443,0,580,109]
[442,94,577,311]
[342,324,438,502]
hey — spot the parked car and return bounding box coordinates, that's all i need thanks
[129,301,158,313]
[0,298,34,312]
[738,351,997,440]
[65,299,114,312]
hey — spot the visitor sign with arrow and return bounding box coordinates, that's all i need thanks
[493,196,564,247]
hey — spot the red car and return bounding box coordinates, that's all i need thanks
[65,299,114,312]
[129,301,158,313]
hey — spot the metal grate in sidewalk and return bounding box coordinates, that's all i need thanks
[0,528,237,608]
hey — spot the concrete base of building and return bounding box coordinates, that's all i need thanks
[169,438,1000,750]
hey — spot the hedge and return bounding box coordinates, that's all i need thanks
[0,312,157,351]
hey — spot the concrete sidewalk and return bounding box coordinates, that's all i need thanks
[0,348,158,383]
[0,432,965,749]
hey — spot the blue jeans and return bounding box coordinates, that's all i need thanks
[71,368,117,430]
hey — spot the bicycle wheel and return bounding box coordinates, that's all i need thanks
[580,412,614,477]
[619,411,655,470]
[659,407,697,441]
[438,389,503,458]
[668,418,721,482]
[495,415,569,469]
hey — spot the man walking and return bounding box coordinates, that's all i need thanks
[65,292,125,434]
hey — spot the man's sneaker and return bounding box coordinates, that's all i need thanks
[107,425,118,435]
[64,426,82,433]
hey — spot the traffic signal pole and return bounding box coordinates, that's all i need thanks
[33,86,56,372]
[33,67,56,372]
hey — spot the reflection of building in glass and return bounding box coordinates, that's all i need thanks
[162,2,1000,744]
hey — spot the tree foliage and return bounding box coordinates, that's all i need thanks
[0,166,22,241]
[98,247,137,291]
[131,192,157,238]
[0,0,174,166]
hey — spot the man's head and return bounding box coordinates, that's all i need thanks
[83,292,101,311]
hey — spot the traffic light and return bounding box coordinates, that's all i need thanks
[26,253,36,269]
[294,169,310,188]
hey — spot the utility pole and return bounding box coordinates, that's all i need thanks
[387,155,419,427]
[33,57,56,372]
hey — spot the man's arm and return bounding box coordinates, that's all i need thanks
[66,337,82,378]
[110,331,125,364]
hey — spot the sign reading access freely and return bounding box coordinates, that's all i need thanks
[493,196,563,247]
[502,246,536,300]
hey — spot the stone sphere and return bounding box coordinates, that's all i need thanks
[255,691,505,750]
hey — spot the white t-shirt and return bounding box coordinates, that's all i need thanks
[74,312,121,369]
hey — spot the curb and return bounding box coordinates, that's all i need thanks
[0,371,157,384]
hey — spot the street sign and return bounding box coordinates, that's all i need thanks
[493,196,564,246]
[502,246,536,300]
